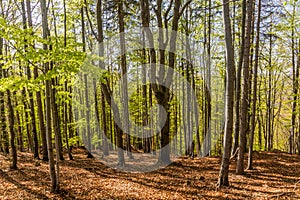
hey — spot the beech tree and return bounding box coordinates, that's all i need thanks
[236,0,254,175]
[0,0,299,195]
[217,0,235,187]
[247,0,262,170]
[40,0,59,192]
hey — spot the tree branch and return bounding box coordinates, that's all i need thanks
[179,0,192,17]
[84,0,99,42]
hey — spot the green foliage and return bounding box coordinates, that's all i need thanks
[68,136,81,147]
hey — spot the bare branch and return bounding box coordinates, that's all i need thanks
[84,0,99,42]
[179,0,192,17]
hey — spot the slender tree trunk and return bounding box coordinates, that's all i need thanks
[247,0,261,170]
[267,29,272,152]
[26,0,48,161]
[236,0,254,175]
[2,48,17,169]
[232,0,247,156]
[81,5,93,158]
[290,2,297,154]
[97,0,124,166]
[83,74,93,158]
[68,87,76,145]
[64,82,73,160]
[40,0,58,193]
[50,77,61,189]
[150,84,156,154]
[141,33,150,153]
[101,91,109,156]
[117,0,133,159]
[62,0,73,160]
[50,6,64,161]
[7,88,17,169]
[206,0,212,156]
[158,0,181,165]
[297,40,300,155]
[16,108,24,152]
[21,0,39,160]
[192,64,201,157]
[182,64,187,155]
[217,0,235,187]
[50,66,64,162]
[0,37,9,154]
[185,8,193,157]
[23,100,33,152]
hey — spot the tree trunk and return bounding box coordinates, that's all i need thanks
[141,32,150,153]
[64,82,73,160]
[26,0,48,161]
[101,91,109,156]
[15,108,24,152]
[20,0,39,160]
[236,0,254,175]
[158,0,181,164]
[297,40,300,155]
[117,0,133,159]
[247,0,261,170]
[267,28,273,152]
[290,2,297,154]
[2,49,17,169]
[96,0,124,166]
[0,37,9,155]
[206,0,212,157]
[140,0,186,164]
[217,0,235,188]
[81,5,93,159]
[7,88,18,169]
[62,0,73,160]
[40,0,58,193]
[232,0,246,156]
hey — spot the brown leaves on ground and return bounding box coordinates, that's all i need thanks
[0,149,300,199]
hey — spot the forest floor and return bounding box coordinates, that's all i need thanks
[0,148,300,200]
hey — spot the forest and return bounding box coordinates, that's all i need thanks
[0,0,300,199]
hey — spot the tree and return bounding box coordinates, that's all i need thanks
[236,0,254,175]
[141,0,190,165]
[6,81,17,170]
[117,0,133,159]
[0,3,9,156]
[217,0,236,187]
[232,0,246,156]
[0,38,9,155]
[25,0,49,161]
[96,0,125,166]
[290,0,298,154]
[40,0,59,193]
[247,0,261,170]
[20,0,39,160]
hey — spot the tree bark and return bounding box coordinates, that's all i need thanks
[236,0,254,175]
[217,0,235,188]
[247,0,261,170]
[7,87,18,169]
[63,0,73,160]
[97,0,124,166]
[26,0,49,161]
[101,91,109,156]
[20,0,39,160]
[290,2,297,154]
[232,0,246,156]
[40,0,58,193]
[297,40,300,155]
[117,0,133,159]
[0,37,9,155]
